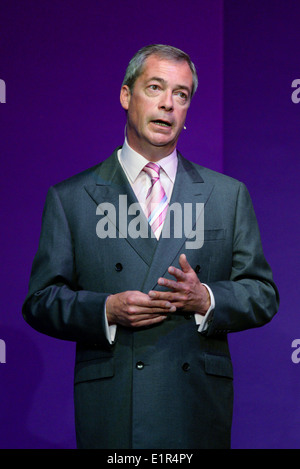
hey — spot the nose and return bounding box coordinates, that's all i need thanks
[159,90,174,112]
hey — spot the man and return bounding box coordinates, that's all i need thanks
[23,44,279,449]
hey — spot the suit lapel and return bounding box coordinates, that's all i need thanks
[141,153,214,293]
[84,149,157,267]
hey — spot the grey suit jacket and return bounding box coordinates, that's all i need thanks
[23,148,279,449]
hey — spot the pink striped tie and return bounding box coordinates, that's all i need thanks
[143,162,169,238]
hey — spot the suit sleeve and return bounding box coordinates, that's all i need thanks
[205,182,279,336]
[22,186,111,346]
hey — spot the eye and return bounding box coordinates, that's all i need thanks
[176,91,188,101]
[145,84,162,96]
[149,84,160,91]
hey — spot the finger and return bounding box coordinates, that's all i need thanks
[131,301,176,314]
[149,291,193,310]
[178,253,193,273]
[132,315,168,327]
[132,312,166,321]
[157,277,175,289]
[128,293,175,311]
[147,298,177,311]
[123,312,168,328]
[167,266,186,281]
[157,276,187,291]
[149,290,183,302]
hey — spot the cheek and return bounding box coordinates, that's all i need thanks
[128,107,141,128]
[177,109,188,125]
[131,102,149,125]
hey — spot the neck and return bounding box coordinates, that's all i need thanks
[126,138,176,162]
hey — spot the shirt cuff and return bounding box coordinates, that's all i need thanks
[194,284,215,332]
[104,298,117,344]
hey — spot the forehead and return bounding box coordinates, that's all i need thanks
[137,55,193,90]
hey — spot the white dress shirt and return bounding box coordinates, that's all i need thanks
[118,137,178,238]
[104,139,215,343]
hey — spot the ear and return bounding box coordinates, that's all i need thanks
[120,85,131,111]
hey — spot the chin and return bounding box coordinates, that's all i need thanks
[150,135,174,146]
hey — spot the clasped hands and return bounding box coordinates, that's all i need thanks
[106,254,210,328]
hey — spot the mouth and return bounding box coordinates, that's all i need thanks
[151,119,173,128]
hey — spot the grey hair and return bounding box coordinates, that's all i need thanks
[122,44,198,98]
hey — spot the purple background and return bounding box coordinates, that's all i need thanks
[224,1,300,448]
[0,0,299,449]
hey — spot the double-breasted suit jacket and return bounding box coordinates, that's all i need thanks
[23,148,279,449]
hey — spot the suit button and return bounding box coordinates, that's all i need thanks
[184,314,192,320]
[194,265,201,274]
[182,362,190,372]
[115,263,123,272]
[136,361,144,370]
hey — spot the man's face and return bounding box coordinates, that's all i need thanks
[120,54,193,160]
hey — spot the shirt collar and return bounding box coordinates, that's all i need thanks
[119,138,178,184]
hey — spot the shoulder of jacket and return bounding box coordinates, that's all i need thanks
[186,158,244,189]
[52,147,121,194]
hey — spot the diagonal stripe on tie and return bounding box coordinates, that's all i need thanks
[142,162,169,238]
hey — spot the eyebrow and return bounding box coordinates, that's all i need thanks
[146,77,191,95]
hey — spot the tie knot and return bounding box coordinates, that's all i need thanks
[143,162,161,180]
